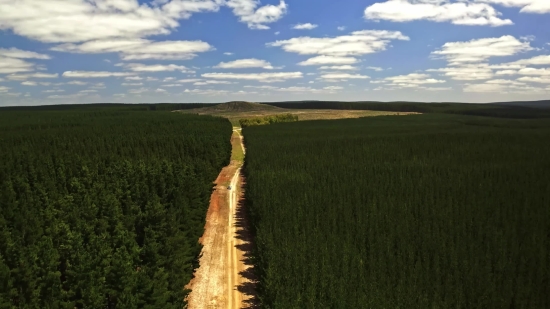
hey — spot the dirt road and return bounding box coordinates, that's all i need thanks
[187,128,257,309]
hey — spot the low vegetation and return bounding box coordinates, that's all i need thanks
[239,113,299,127]
[0,109,232,308]
[243,114,550,308]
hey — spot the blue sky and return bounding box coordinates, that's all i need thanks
[0,0,549,106]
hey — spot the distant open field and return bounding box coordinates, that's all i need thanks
[177,101,417,125]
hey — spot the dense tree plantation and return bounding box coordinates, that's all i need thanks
[0,109,232,308]
[243,114,550,308]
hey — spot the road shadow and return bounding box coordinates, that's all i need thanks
[234,171,260,308]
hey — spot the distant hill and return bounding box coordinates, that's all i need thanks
[492,100,550,109]
[188,101,283,113]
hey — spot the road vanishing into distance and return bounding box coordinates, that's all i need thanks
[187,128,254,309]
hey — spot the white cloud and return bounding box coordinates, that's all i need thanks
[475,0,550,14]
[503,55,550,66]
[0,0,222,43]
[224,52,234,55]
[517,67,550,76]
[293,23,318,30]
[485,79,526,85]
[202,72,302,82]
[155,88,166,92]
[366,66,384,71]
[275,31,280,35]
[419,86,452,91]
[432,35,532,64]
[320,73,370,80]
[128,87,149,94]
[90,82,106,89]
[52,39,214,60]
[6,73,59,80]
[177,78,204,83]
[517,76,550,83]
[298,56,359,66]
[21,81,38,86]
[318,65,358,70]
[364,0,513,26]
[122,82,144,86]
[268,30,409,57]
[63,71,135,78]
[123,63,193,72]
[194,80,234,85]
[226,0,287,30]
[337,26,346,31]
[125,76,143,81]
[163,77,176,82]
[0,86,10,92]
[67,81,88,85]
[495,69,517,75]
[324,86,343,90]
[385,73,446,86]
[214,58,274,69]
[0,57,36,74]
[0,48,51,59]
[428,65,494,80]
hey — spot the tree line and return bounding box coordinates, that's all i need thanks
[0,109,232,308]
[239,114,299,128]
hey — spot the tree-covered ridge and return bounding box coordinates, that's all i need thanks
[239,114,298,128]
[243,114,550,308]
[0,110,232,308]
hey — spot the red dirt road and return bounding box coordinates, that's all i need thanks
[186,129,257,309]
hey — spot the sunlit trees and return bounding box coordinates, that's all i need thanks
[0,109,232,308]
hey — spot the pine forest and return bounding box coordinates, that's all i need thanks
[0,109,231,308]
[242,114,550,309]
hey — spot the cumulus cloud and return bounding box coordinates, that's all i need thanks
[320,73,370,80]
[226,0,287,29]
[384,73,446,86]
[432,35,532,64]
[0,0,223,43]
[6,73,59,80]
[463,82,539,92]
[52,39,214,60]
[123,63,193,72]
[67,81,88,85]
[62,71,136,78]
[21,81,38,86]
[367,66,384,71]
[364,0,513,26]
[214,58,274,69]
[476,0,550,14]
[293,23,318,30]
[269,30,408,56]
[0,48,51,59]
[0,57,36,74]
[318,65,358,70]
[298,56,359,66]
[517,76,550,83]
[194,80,234,85]
[0,86,10,93]
[428,65,495,80]
[202,71,302,82]
[503,55,550,66]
